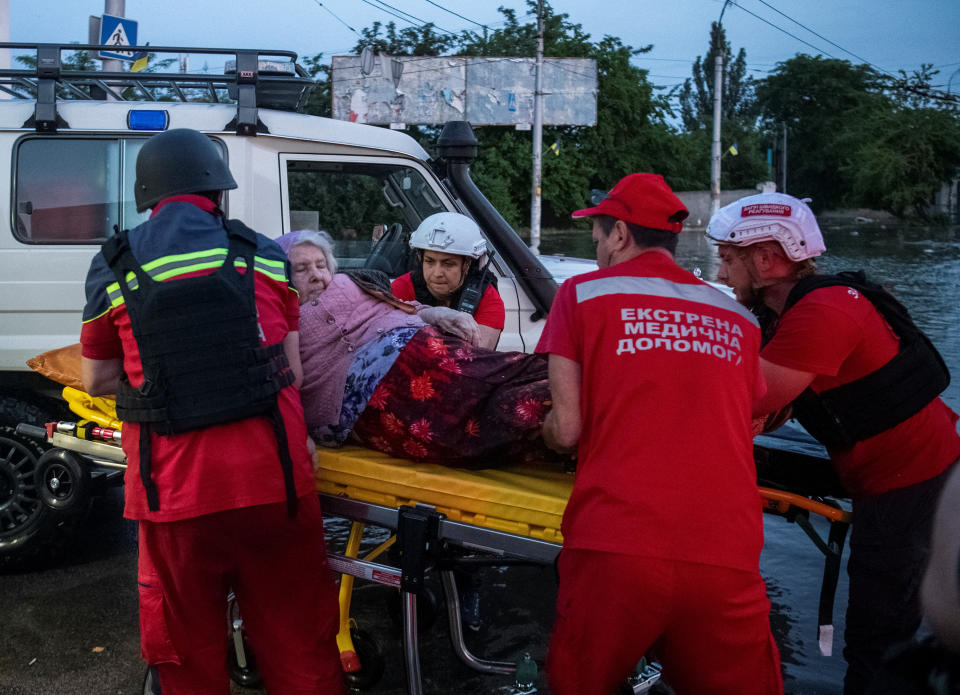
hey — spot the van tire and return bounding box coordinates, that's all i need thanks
[0,397,88,570]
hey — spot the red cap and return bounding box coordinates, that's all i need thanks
[572,173,689,234]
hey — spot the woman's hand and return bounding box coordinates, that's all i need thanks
[419,306,481,346]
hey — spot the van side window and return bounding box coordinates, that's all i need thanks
[13,137,225,245]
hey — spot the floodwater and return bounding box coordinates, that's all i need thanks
[539,223,960,693]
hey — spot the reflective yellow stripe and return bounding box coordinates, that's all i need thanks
[104,251,290,309]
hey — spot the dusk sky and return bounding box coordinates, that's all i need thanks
[9,0,960,96]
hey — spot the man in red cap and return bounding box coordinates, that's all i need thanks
[536,173,783,695]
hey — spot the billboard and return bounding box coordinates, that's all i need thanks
[331,55,597,127]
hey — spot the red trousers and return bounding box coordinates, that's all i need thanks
[547,549,783,695]
[138,495,344,695]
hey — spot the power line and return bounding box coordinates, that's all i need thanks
[308,0,363,38]
[421,0,488,29]
[359,0,457,35]
[749,0,890,76]
[356,0,420,28]
[730,1,837,60]
[373,0,454,32]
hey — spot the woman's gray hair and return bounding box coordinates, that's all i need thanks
[289,229,338,274]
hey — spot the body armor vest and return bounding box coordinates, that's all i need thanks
[772,271,950,448]
[101,217,297,513]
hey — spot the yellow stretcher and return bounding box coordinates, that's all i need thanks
[22,386,852,695]
[314,446,851,694]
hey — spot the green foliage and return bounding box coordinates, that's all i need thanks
[302,2,686,229]
[847,107,960,218]
[301,53,331,118]
[16,48,99,71]
[676,23,766,191]
[678,22,755,131]
[353,21,457,56]
[295,5,960,223]
[756,55,887,209]
[756,55,960,217]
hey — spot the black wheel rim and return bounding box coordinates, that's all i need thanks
[0,438,41,535]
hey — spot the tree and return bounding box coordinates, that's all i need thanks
[678,22,754,131]
[846,96,960,218]
[457,2,683,228]
[755,55,886,209]
[353,21,457,56]
[756,55,960,217]
[16,47,177,101]
[676,23,766,191]
[301,53,331,118]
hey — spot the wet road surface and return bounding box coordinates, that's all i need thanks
[0,487,848,695]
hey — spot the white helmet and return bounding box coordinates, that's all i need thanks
[706,192,826,262]
[410,212,488,259]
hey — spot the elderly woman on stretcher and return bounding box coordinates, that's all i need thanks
[276,226,552,465]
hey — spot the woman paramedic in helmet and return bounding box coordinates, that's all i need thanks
[391,212,505,350]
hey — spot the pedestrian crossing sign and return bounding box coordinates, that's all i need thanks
[99,14,139,61]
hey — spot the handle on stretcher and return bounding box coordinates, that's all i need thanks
[758,486,851,659]
[15,423,47,440]
[759,487,852,524]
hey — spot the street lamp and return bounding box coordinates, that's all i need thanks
[710,0,731,216]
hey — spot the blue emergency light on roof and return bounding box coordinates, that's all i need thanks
[127,110,169,131]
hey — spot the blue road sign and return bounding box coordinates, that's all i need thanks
[99,14,138,61]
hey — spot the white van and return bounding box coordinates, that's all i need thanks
[0,43,559,566]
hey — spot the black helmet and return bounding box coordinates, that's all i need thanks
[134,129,237,212]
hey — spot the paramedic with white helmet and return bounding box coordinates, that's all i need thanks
[707,192,960,695]
[392,212,505,350]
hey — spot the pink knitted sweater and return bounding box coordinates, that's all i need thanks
[299,274,425,431]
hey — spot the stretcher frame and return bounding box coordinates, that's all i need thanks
[321,493,561,694]
[17,420,852,695]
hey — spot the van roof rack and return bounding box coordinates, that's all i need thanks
[0,43,316,136]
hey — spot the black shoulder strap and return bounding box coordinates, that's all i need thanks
[101,228,157,302]
[783,271,943,364]
[100,229,130,268]
[223,218,258,246]
[782,271,869,315]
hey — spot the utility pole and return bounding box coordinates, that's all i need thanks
[781,122,788,194]
[102,0,125,76]
[710,2,731,216]
[0,0,9,71]
[529,0,544,255]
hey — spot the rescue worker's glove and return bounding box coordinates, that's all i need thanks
[418,306,481,347]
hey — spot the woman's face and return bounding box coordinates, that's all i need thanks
[422,250,469,302]
[288,243,332,305]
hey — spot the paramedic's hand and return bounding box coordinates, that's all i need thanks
[418,307,481,346]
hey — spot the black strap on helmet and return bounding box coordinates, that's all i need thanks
[410,256,497,316]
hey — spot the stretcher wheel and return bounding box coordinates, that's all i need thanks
[386,582,441,633]
[226,593,263,689]
[344,628,384,690]
[35,448,89,511]
[227,633,263,689]
[142,665,161,695]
